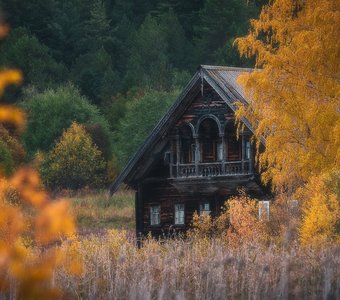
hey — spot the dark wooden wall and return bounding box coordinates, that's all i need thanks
[135,80,265,237]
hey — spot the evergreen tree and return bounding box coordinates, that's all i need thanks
[0,27,68,92]
[71,47,120,105]
[0,0,57,42]
[194,0,257,65]
[159,9,192,70]
[81,0,113,52]
[45,0,85,66]
[125,15,171,91]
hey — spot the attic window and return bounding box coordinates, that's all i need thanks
[150,205,160,226]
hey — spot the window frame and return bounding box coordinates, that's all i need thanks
[174,203,185,225]
[258,201,270,221]
[199,201,211,216]
[150,205,161,226]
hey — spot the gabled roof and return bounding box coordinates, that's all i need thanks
[110,65,256,194]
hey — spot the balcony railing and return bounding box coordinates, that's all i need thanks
[171,161,252,178]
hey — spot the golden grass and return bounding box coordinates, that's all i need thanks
[54,231,340,299]
[68,190,135,232]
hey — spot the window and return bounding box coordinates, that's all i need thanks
[245,140,251,159]
[217,142,223,161]
[191,144,196,162]
[164,151,171,165]
[175,204,185,225]
[199,201,211,216]
[258,201,270,221]
[150,205,160,225]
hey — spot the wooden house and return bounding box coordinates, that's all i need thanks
[110,65,267,236]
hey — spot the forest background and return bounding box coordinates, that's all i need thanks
[0,0,339,298]
[0,0,265,189]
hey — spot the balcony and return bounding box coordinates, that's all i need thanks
[170,160,252,179]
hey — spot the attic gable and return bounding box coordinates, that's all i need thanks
[110,65,255,194]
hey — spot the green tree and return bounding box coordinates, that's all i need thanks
[0,0,57,42]
[125,15,171,91]
[41,122,106,189]
[45,0,85,66]
[194,0,257,65]
[114,89,179,168]
[71,47,120,105]
[81,0,113,52]
[0,27,67,92]
[159,9,192,70]
[22,85,112,156]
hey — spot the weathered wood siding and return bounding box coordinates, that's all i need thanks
[135,80,265,236]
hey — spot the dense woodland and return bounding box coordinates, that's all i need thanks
[0,0,339,298]
[0,0,266,188]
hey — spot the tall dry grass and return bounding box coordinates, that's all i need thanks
[68,190,135,232]
[55,231,340,300]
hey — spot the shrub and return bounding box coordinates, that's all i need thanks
[113,89,178,169]
[41,122,106,190]
[189,191,267,247]
[0,139,15,176]
[22,85,112,156]
[0,124,25,165]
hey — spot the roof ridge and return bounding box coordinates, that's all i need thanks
[200,65,254,72]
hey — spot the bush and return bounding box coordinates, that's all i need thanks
[0,125,25,165]
[0,139,15,176]
[41,122,106,190]
[189,191,267,247]
[22,85,112,156]
[113,89,178,168]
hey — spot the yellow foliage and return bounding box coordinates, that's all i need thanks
[225,193,267,247]
[299,171,340,246]
[0,24,79,298]
[190,192,267,247]
[41,122,106,189]
[235,0,340,191]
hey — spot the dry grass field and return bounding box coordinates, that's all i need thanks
[54,231,340,300]
[69,190,135,233]
[45,192,339,299]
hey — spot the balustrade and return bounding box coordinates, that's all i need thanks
[171,161,252,178]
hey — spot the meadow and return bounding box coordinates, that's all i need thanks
[55,228,339,299]
[49,192,339,299]
[69,190,135,233]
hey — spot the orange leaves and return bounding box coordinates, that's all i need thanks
[0,23,78,297]
[35,200,75,245]
[0,168,77,246]
[0,167,78,297]
[0,70,24,130]
[7,168,48,207]
[0,25,24,130]
[235,0,340,191]
[0,69,23,128]
[299,171,340,246]
[0,69,22,95]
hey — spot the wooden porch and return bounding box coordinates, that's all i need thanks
[170,160,252,178]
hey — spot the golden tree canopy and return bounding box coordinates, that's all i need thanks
[235,0,340,191]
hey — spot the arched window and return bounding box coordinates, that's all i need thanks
[179,123,195,163]
[197,118,221,162]
[224,121,241,161]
